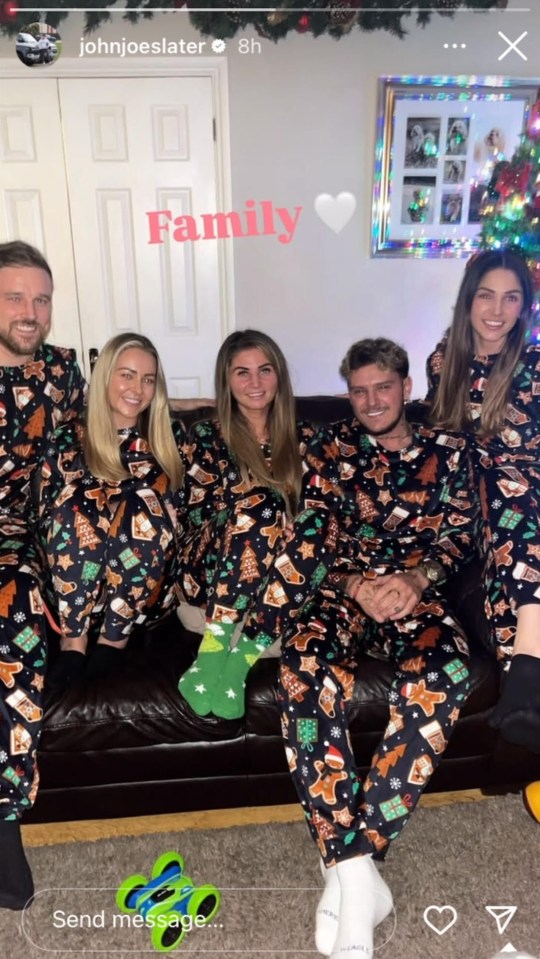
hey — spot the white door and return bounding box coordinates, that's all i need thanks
[0,67,231,395]
[0,79,84,361]
[58,76,224,397]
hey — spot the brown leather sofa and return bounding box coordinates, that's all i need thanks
[25,398,540,825]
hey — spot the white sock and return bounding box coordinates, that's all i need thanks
[315,858,340,956]
[330,855,393,959]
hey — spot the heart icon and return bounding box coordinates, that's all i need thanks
[422,905,458,936]
[314,192,356,233]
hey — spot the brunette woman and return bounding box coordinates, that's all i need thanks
[427,248,540,749]
[178,329,321,720]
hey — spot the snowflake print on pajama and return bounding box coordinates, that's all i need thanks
[176,416,346,719]
[427,342,540,661]
[178,418,316,623]
[274,415,477,864]
[280,583,470,865]
[0,346,85,817]
[39,421,184,645]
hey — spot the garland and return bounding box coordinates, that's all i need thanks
[0,0,507,40]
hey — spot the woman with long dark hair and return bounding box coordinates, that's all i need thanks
[427,248,540,749]
[178,329,317,720]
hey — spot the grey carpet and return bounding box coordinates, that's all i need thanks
[2,793,539,959]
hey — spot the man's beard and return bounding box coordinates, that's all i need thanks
[361,409,407,438]
[0,324,47,357]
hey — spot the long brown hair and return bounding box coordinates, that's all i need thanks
[84,333,183,488]
[215,330,301,514]
[429,249,534,435]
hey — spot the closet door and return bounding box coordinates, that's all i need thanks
[0,79,84,362]
[58,76,224,396]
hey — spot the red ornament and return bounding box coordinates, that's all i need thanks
[496,162,532,198]
[527,98,540,141]
[297,14,310,32]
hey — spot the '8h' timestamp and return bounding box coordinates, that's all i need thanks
[238,37,262,54]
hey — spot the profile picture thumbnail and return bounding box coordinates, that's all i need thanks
[15,22,61,68]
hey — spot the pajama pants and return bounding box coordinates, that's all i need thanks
[47,485,179,643]
[180,487,288,620]
[0,519,45,819]
[180,496,339,640]
[479,464,540,663]
[279,584,470,864]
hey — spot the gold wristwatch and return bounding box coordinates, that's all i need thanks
[416,559,445,585]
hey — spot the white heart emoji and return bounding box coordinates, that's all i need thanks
[314,192,356,233]
[423,904,458,936]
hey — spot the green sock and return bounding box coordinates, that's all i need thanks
[178,622,234,716]
[211,632,272,720]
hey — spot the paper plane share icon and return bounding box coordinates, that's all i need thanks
[485,906,518,935]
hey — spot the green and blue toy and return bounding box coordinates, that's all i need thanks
[116,851,221,952]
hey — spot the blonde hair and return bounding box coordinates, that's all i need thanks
[429,249,534,436]
[215,330,301,514]
[83,333,183,488]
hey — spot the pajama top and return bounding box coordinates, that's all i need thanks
[39,419,185,640]
[181,418,315,522]
[302,417,477,584]
[0,344,86,520]
[178,418,315,617]
[275,417,477,864]
[0,344,86,816]
[427,342,540,651]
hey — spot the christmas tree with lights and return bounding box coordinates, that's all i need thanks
[479,92,540,318]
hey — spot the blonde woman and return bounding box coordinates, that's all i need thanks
[427,248,540,750]
[178,329,318,720]
[40,333,184,686]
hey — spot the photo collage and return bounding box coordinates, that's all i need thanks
[402,113,472,226]
[379,82,533,252]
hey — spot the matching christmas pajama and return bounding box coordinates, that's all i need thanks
[39,421,185,645]
[427,342,540,662]
[178,418,317,626]
[276,418,478,863]
[0,346,85,818]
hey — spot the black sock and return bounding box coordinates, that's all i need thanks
[47,650,86,690]
[490,654,540,752]
[85,644,125,682]
[0,820,34,910]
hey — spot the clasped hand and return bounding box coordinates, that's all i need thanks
[346,570,424,623]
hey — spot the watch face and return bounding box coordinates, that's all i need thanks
[425,561,442,582]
